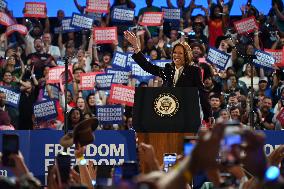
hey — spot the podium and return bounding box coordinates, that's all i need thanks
[133,87,201,171]
[133,87,201,133]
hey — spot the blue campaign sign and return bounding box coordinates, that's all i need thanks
[0,86,20,108]
[162,7,181,22]
[111,51,128,69]
[253,49,275,70]
[71,13,93,30]
[95,73,114,90]
[111,7,135,23]
[106,68,130,84]
[33,100,58,123]
[263,131,284,156]
[96,105,124,125]
[62,18,81,33]
[206,47,231,70]
[0,130,136,184]
[152,59,172,68]
[131,62,155,82]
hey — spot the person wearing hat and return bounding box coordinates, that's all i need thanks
[258,77,272,99]
[124,30,212,122]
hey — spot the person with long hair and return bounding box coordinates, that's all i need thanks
[67,107,83,130]
[124,30,212,122]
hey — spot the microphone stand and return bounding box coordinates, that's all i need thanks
[247,55,255,129]
[64,57,69,135]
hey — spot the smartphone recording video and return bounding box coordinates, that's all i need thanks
[2,134,19,167]
[183,136,198,156]
[163,153,177,172]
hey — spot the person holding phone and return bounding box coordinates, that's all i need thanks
[124,31,212,122]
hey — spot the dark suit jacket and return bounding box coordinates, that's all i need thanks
[132,51,212,121]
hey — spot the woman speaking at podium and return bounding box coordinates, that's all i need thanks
[124,31,212,122]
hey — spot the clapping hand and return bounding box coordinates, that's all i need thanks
[124,30,139,49]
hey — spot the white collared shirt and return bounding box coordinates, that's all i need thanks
[173,66,184,86]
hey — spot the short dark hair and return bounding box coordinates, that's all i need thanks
[73,68,85,74]
[209,94,220,100]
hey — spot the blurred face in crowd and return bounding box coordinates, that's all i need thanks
[261,98,272,112]
[214,6,221,18]
[77,50,85,62]
[92,63,100,72]
[259,81,268,91]
[76,98,85,111]
[177,0,185,7]
[228,75,237,87]
[67,91,73,103]
[0,92,6,107]
[230,108,240,120]
[210,97,221,109]
[192,46,202,59]
[204,77,213,89]
[6,56,16,66]
[34,39,44,52]
[246,44,254,55]
[126,117,133,129]
[150,49,158,60]
[68,32,75,40]
[57,10,65,21]
[43,67,49,77]
[172,45,185,68]
[228,95,238,105]
[33,26,42,37]
[103,54,111,64]
[25,81,33,93]
[146,0,153,7]
[219,40,229,52]
[74,69,83,82]
[3,72,12,84]
[146,38,154,49]
[71,109,81,124]
[152,36,159,45]
[170,30,178,41]
[6,48,15,57]
[88,95,96,106]
[219,110,230,121]
[43,33,52,45]
[194,16,205,25]
[245,64,256,77]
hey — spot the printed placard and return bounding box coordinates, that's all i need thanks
[47,66,72,84]
[0,12,15,26]
[93,27,117,44]
[95,73,114,90]
[253,49,275,69]
[0,86,20,108]
[162,7,181,21]
[0,0,7,11]
[233,16,258,34]
[96,105,123,125]
[277,108,284,126]
[62,18,81,33]
[106,69,130,84]
[43,84,59,100]
[24,2,46,18]
[80,72,102,90]
[265,48,284,67]
[109,84,135,107]
[33,100,57,122]
[111,7,134,23]
[111,51,128,69]
[206,47,231,70]
[152,59,171,68]
[71,13,93,30]
[139,12,163,26]
[131,62,155,81]
[86,0,109,13]
[6,24,28,36]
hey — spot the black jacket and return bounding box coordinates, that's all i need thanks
[132,51,212,121]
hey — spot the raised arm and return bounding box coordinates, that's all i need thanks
[74,0,84,13]
[167,0,174,8]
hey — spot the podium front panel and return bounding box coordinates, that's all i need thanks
[133,87,201,133]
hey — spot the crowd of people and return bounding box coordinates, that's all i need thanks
[1,0,284,188]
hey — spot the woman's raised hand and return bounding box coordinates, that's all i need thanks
[124,30,139,49]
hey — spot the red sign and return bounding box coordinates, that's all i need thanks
[86,0,109,13]
[47,66,72,84]
[6,24,28,36]
[24,2,46,18]
[277,108,284,126]
[139,12,164,26]
[80,72,103,90]
[233,16,258,34]
[265,48,284,67]
[93,27,117,44]
[109,84,135,107]
[0,12,15,26]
